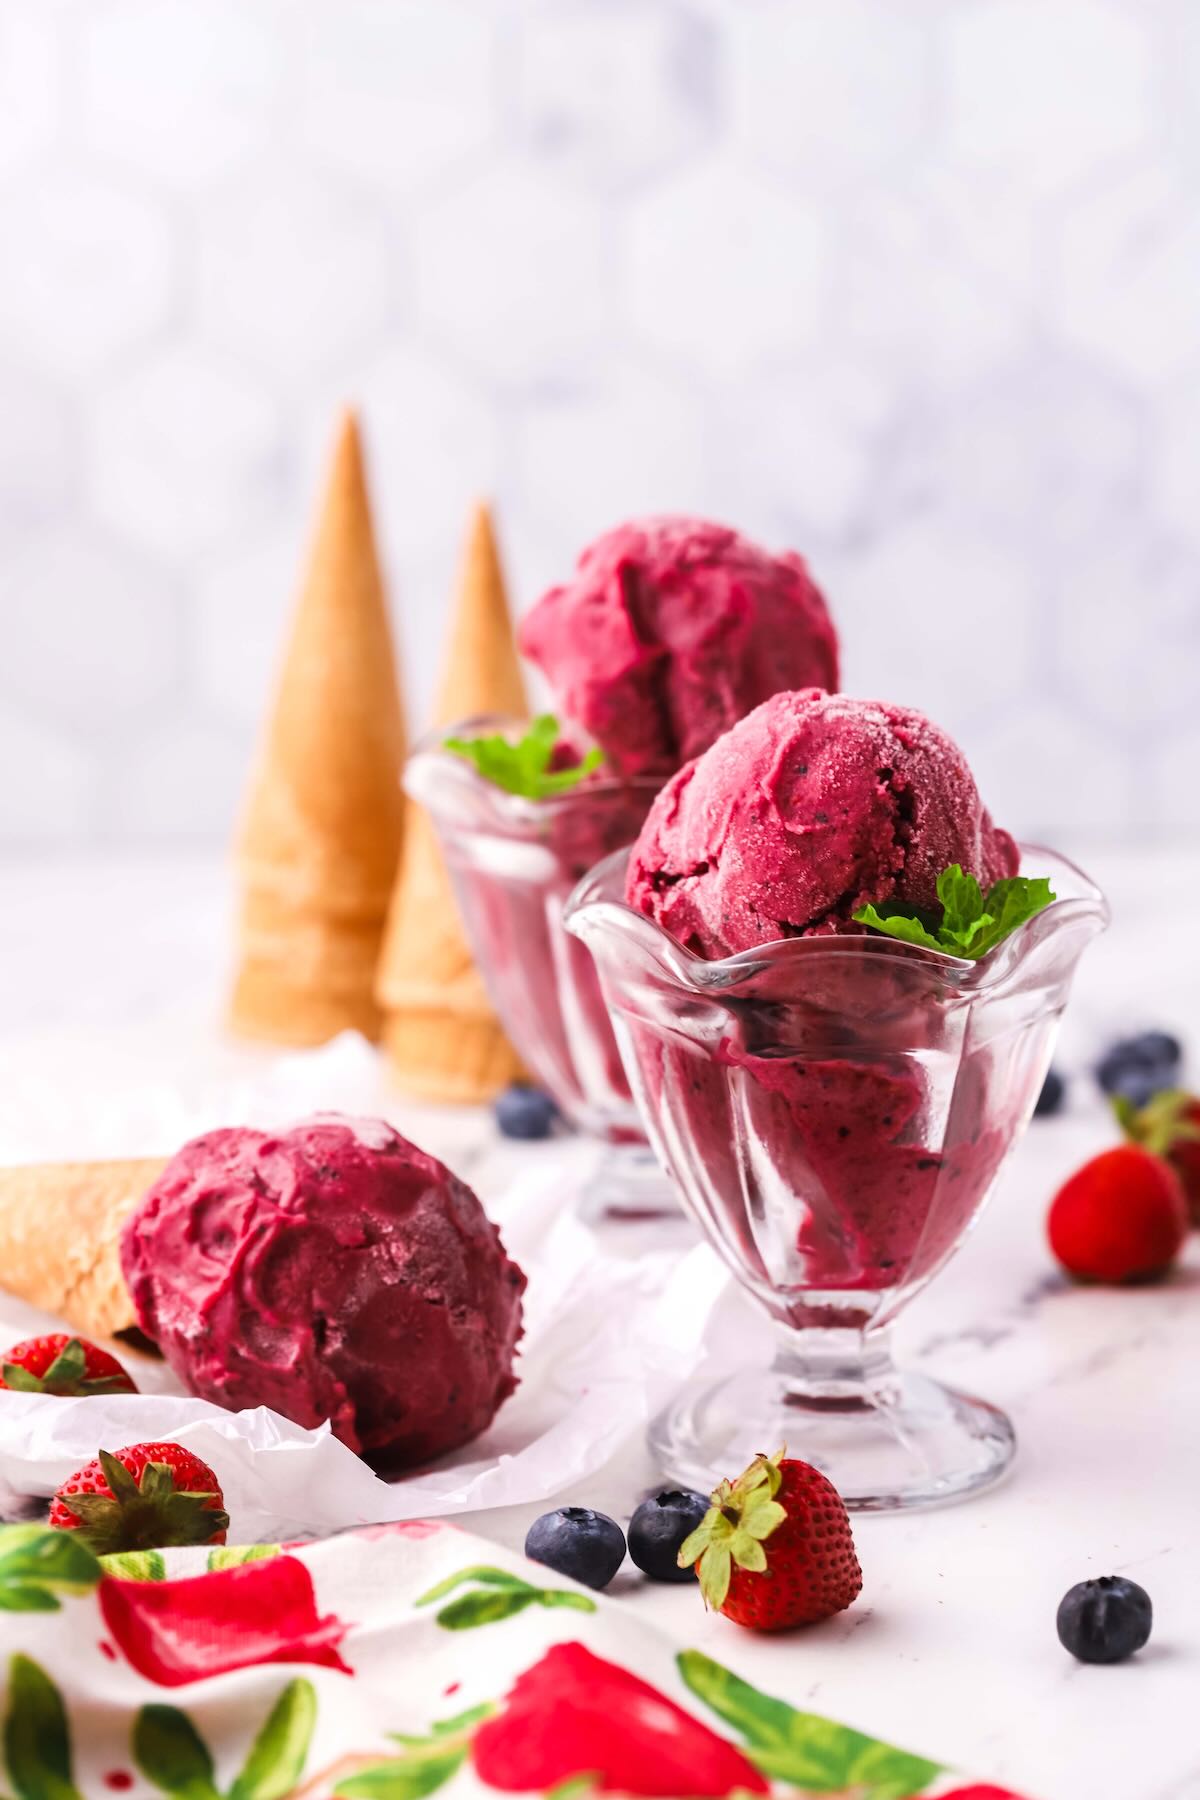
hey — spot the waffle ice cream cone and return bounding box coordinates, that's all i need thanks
[229,409,407,1046]
[377,502,526,1101]
[0,1159,166,1340]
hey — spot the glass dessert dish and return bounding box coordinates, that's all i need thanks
[405,719,670,1208]
[566,844,1108,1510]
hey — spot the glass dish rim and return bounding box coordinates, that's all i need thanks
[565,840,1109,1000]
[406,713,665,823]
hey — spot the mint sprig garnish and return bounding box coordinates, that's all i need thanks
[854,864,1055,959]
[445,714,603,799]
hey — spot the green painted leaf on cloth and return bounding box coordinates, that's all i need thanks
[432,1589,538,1630]
[0,1528,100,1613]
[416,1564,596,1629]
[677,1651,940,1797]
[415,1565,537,1605]
[4,1655,83,1800]
[207,1544,281,1573]
[334,1744,467,1800]
[228,1680,317,1800]
[133,1706,220,1800]
[0,1586,61,1614]
[101,1550,166,1583]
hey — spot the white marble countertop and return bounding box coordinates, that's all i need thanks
[1,844,1198,1800]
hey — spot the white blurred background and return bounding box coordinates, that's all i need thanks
[0,0,1198,852]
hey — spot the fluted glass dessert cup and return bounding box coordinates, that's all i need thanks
[566,844,1108,1510]
[405,718,664,1163]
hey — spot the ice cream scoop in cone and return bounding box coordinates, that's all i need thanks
[377,501,526,1101]
[229,409,407,1046]
[0,1159,166,1341]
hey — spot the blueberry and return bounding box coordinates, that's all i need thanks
[1130,1030,1182,1069]
[524,1506,626,1590]
[1057,1576,1152,1664]
[1034,1067,1066,1118]
[628,1488,710,1583]
[1097,1032,1183,1105]
[494,1084,558,1141]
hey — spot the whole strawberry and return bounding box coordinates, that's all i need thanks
[678,1448,861,1632]
[1048,1144,1188,1283]
[0,1334,137,1398]
[1115,1089,1200,1228]
[50,1444,228,1554]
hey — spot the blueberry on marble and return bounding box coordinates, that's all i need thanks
[1034,1067,1066,1117]
[1057,1576,1152,1664]
[628,1488,710,1582]
[495,1084,558,1140]
[525,1506,626,1590]
[1096,1031,1182,1107]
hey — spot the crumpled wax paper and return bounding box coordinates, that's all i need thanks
[0,1035,729,1539]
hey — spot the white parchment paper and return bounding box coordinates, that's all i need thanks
[0,1036,728,1538]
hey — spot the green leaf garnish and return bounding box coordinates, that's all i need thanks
[445,715,603,800]
[854,864,1055,960]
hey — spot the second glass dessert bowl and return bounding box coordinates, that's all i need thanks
[566,845,1107,1510]
[405,719,669,1206]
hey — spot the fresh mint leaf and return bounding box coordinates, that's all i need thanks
[445,715,603,800]
[852,906,945,955]
[854,865,1054,961]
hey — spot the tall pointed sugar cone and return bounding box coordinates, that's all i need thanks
[229,409,407,1047]
[377,501,526,1102]
[0,1159,166,1340]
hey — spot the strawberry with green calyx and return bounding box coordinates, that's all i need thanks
[1115,1089,1200,1226]
[49,1445,228,1554]
[0,1334,137,1397]
[445,714,603,799]
[854,863,1055,960]
[678,1448,861,1632]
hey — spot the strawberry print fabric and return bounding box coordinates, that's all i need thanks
[0,1519,1037,1798]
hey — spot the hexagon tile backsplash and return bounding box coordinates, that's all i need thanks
[0,0,1197,849]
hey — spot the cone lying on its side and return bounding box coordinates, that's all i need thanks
[229,409,407,1047]
[377,501,526,1102]
[0,1159,166,1341]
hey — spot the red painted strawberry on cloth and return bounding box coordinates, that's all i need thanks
[679,1447,862,1631]
[938,1789,1032,1799]
[100,1553,351,1686]
[0,1335,136,1396]
[471,1641,768,1796]
[49,1444,228,1554]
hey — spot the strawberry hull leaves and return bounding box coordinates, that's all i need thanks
[445,715,603,800]
[855,865,1054,960]
[678,1651,940,1797]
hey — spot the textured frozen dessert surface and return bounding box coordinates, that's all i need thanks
[519,516,839,779]
[120,1115,525,1469]
[627,688,1018,958]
